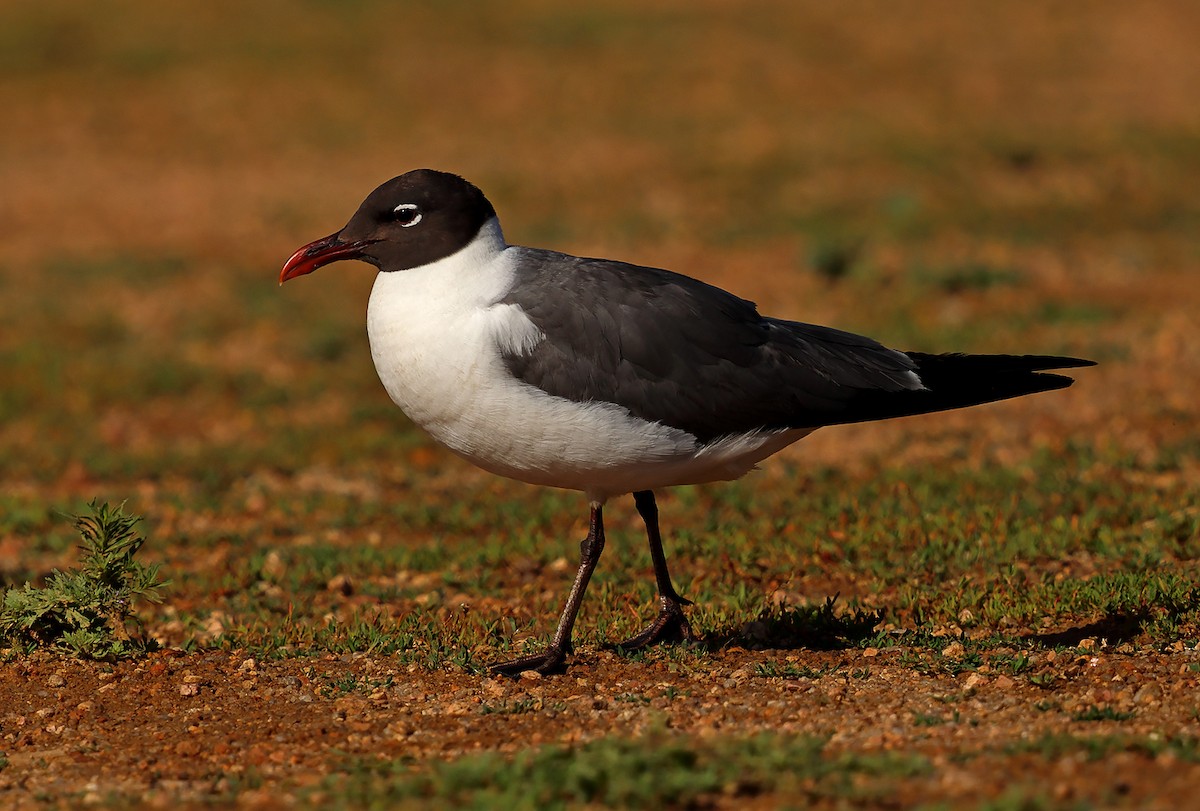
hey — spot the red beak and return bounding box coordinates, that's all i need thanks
[279,232,375,284]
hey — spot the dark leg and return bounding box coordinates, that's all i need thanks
[489,503,606,676]
[612,490,693,651]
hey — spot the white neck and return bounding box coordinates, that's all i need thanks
[364,215,527,441]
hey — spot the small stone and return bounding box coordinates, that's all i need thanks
[994,675,1016,690]
[727,667,753,684]
[942,642,966,659]
[963,673,988,690]
[47,674,65,688]
[862,647,879,658]
[261,551,286,580]
[204,611,231,636]
[1134,683,1164,704]
[482,679,507,698]
[179,683,200,697]
[326,574,354,596]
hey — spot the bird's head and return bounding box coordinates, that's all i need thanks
[279,169,496,283]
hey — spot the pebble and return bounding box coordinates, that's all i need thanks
[1134,683,1165,704]
[963,673,988,690]
[326,574,354,596]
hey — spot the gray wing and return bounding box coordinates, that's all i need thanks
[498,248,922,443]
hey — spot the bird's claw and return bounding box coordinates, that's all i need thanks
[488,646,569,677]
[611,599,693,652]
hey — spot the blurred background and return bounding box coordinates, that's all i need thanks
[1,0,1197,550]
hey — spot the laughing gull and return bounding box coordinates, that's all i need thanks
[280,169,1093,675]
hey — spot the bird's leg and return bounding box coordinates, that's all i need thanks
[612,490,693,651]
[489,503,606,676]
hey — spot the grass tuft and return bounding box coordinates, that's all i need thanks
[0,500,168,659]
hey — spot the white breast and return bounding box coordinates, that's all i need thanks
[365,219,812,501]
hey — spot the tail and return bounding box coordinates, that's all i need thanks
[833,353,1095,426]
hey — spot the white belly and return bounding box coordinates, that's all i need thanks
[364,222,812,501]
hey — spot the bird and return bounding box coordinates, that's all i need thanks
[280,169,1093,676]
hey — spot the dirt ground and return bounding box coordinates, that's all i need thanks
[3,645,1200,808]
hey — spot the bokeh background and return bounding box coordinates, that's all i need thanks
[3,0,1199,595]
[4,0,1196,498]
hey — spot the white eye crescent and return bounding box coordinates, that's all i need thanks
[393,203,422,227]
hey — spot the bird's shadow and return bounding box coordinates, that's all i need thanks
[1024,612,1153,649]
[697,595,882,653]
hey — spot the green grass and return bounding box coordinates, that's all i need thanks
[1071,706,1137,723]
[310,733,930,811]
[754,661,839,679]
[30,435,1178,669]
[1008,733,1200,762]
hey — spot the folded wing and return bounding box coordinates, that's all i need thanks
[500,249,1093,443]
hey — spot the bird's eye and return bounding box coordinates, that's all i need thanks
[392,203,422,227]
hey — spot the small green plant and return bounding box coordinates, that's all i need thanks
[479,698,541,715]
[914,710,963,728]
[1072,706,1136,723]
[754,661,837,680]
[615,692,653,704]
[0,500,167,659]
[1028,673,1057,689]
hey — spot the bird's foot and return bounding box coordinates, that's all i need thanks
[611,597,693,652]
[488,645,569,677]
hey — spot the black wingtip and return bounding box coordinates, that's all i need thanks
[1019,354,1096,371]
[1031,372,1078,391]
[907,350,1099,371]
[824,352,1096,425]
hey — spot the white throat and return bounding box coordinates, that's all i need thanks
[365,216,552,462]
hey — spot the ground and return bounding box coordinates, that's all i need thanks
[1,1,1199,808]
